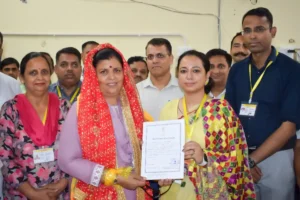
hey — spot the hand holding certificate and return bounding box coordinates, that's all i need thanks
[141,119,185,180]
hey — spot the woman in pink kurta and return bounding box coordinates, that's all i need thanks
[0,52,70,199]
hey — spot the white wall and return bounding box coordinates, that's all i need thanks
[1,0,299,78]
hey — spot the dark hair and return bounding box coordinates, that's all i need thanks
[92,48,123,68]
[20,52,50,75]
[56,47,81,63]
[127,56,147,66]
[0,32,3,44]
[176,50,212,94]
[82,41,99,51]
[206,49,232,67]
[242,7,273,27]
[0,57,20,71]
[230,32,242,49]
[41,52,54,68]
[146,38,172,54]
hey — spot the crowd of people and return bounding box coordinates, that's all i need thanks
[0,7,299,200]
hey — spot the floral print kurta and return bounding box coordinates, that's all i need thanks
[0,97,70,199]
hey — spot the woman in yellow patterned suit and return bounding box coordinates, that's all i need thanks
[158,50,256,200]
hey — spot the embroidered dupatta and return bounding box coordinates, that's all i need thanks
[160,99,256,200]
[73,43,146,199]
[197,99,256,199]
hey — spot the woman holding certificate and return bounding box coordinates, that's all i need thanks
[159,50,256,200]
[58,43,151,200]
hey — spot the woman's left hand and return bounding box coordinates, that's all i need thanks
[183,141,204,164]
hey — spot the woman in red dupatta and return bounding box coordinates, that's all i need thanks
[58,43,151,200]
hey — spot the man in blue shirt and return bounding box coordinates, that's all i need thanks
[49,47,82,104]
[226,7,300,200]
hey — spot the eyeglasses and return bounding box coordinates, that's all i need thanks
[146,53,169,61]
[242,26,271,35]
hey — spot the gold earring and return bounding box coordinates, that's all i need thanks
[205,79,209,85]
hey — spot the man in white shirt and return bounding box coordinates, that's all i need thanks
[206,49,232,99]
[0,32,3,62]
[136,38,183,200]
[0,72,21,107]
[0,72,21,200]
[136,38,183,121]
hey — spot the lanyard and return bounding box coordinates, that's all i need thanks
[248,50,278,103]
[42,107,48,125]
[56,85,80,104]
[183,94,207,140]
[220,93,225,100]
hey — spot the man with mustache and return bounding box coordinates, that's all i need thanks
[230,32,250,63]
[206,49,232,99]
[49,47,82,104]
[127,56,148,84]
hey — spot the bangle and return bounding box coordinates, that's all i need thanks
[116,167,132,178]
[103,168,117,186]
[103,167,133,186]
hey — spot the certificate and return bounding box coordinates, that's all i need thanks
[141,119,185,180]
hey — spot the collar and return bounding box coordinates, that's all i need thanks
[56,80,82,89]
[143,74,178,88]
[247,46,278,67]
[209,89,226,99]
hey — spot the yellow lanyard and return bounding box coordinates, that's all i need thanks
[56,85,80,104]
[221,93,225,100]
[42,107,48,125]
[183,94,207,140]
[248,51,278,103]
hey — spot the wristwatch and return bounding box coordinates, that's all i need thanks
[248,157,256,168]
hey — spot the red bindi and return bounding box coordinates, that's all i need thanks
[109,66,112,68]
